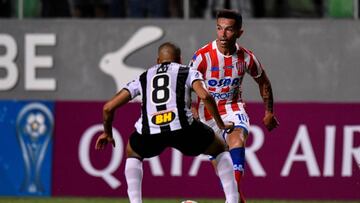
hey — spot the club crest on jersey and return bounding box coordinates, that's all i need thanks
[236,61,245,73]
[151,111,176,125]
[126,80,136,86]
[195,72,200,78]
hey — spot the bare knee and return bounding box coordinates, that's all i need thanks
[226,128,248,149]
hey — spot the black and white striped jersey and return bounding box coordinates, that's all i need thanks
[124,62,203,135]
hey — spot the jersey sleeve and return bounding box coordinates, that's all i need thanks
[189,52,206,74]
[186,69,204,87]
[123,77,141,99]
[245,51,263,78]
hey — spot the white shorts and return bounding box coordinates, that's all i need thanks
[201,109,250,142]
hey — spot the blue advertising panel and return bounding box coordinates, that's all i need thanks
[0,101,54,196]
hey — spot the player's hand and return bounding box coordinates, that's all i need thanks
[95,132,115,150]
[224,121,235,134]
[263,111,279,132]
[191,107,200,121]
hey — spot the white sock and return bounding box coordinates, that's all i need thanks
[216,152,239,203]
[125,158,143,203]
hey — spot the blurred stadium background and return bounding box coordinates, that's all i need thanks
[0,0,359,202]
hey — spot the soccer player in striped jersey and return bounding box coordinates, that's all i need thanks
[190,10,279,203]
[95,42,239,203]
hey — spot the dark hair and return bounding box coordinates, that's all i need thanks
[158,42,181,56]
[216,9,243,29]
[158,42,181,63]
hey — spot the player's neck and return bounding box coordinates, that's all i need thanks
[218,45,237,56]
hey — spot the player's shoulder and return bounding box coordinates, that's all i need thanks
[147,63,160,72]
[164,62,191,75]
[168,62,190,69]
[194,41,213,55]
[237,44,256,56]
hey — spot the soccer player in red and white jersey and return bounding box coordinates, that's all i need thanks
[190,9,279,203]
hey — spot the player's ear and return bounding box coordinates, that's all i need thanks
[237,29,244,38]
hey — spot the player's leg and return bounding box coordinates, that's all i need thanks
[180,120,239,203]
[124,131,166,203]
[201,118,240,200]
[125,141,143,203]
[226,128,248,203]
[124,157,143,203]
[204,133,239,203]
[202,119,222,174]
[223,109,250,203]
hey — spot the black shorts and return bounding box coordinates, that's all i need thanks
[129,120,215,158]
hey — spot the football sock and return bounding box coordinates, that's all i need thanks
[229,147,245,173]
[235,171,246,203]
[230,147,246,203]
[215,151,239,203]
[125,158,143,203]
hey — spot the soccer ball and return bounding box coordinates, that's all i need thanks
[181,200,198,203]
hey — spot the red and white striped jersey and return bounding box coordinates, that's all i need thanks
[190,40,263,121]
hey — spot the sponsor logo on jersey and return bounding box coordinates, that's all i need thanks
[151,111,176,125]
[211,66,219,71]
[223,65,234,69]
[207,78,240,87]
[210,89,238,100]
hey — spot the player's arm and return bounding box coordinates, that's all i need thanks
[103,89,132,136]
[95,89,132,150]
[254,71,279,131]
[189,53,204,121]
[192,80,233,131]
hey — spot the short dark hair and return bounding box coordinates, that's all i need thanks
[158,42,181,57]
[216,9,243,29]
[158,42,181,63]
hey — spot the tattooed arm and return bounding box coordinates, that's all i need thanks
[254,71,279,131]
